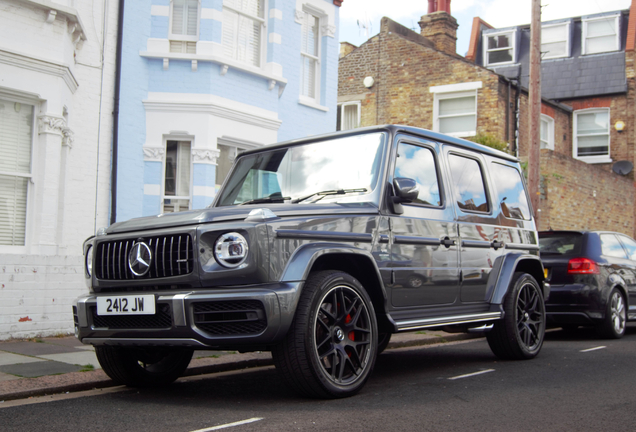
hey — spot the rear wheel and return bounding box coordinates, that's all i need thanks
[95,346,193,387]
[597,288,626,339]
[487,272,545,360]
[272,270,377,398]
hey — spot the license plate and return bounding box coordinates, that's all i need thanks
[97,295,156,315]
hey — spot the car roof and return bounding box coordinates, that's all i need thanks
[238,125,519,163]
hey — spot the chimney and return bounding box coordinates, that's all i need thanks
[419,0,458,56]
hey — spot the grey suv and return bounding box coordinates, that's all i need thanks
[74,125,549,398]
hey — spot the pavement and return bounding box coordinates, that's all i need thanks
[0,330,483,402]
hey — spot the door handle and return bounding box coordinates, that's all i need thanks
[491,240,504,250]
[441,237,455,248]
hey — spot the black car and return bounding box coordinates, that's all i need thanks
[539,230,636,338]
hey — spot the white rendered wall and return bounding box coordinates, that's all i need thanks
[0,0,117,339]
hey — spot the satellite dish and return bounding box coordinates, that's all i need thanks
[612,160,633,175]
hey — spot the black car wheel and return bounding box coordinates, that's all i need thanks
[487,272,546,360]
[95,346,193,387]
[597,288,627,339]
[272,270,377,398]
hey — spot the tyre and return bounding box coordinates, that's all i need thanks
[377,332,391,355]
[597,288,626,339]
[272,270,378,398]
[95,346,193,387]
[487,272,545,360]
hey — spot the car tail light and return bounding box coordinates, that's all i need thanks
[567,257,599,274]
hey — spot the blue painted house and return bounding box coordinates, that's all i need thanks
[116,0,342,221]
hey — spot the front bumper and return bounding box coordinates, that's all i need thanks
[73,282,302,350]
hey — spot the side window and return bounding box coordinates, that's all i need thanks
[600,234,628,259]
[489,163,531,220]
[618,235,636,261]
[394,143,441,207]
[448,154,489,213]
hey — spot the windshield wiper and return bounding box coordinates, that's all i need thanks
[239,195,291,205]
[291,188,367,204]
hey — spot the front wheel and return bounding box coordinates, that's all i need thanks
[272,270,378,398]
[597,288,626,339]
[95,346,193,387]
[487,272,545,360]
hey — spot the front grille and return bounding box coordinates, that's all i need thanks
[90,304,172,329]
[95,234,194,280]
[193,300,267,336]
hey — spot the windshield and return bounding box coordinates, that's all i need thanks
[215,132,386,206]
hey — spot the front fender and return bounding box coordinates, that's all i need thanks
[280,242,384,288]
[487,253,548,305]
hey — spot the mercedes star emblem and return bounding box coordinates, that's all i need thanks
[129,242,152,276]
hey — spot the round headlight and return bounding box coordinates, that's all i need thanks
[85,245,93,277]
[214,232,249,268]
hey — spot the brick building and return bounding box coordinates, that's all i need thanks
[338,0,636,236]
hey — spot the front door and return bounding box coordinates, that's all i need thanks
[390,138,460,307]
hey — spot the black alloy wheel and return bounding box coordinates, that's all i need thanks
[487,272,546,360]
[597,288,627,339]
[273,270,378,398]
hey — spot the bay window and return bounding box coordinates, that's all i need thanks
[222,0,265,67]
[0,97,34,246]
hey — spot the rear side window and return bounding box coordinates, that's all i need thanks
[448,154,489,212]
[394,143,442,206]
[600,234,628,259]
[618,235,636,261]
[539,233,583,255]
[489,163,531,220]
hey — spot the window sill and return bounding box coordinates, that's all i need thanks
[574,156,612,164]
[440,131,476,138]
[139,51,288,95]
[298,97,328,112]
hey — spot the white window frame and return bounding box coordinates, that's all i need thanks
[541,22,570,60]
[582,14,620,55]
[540,114,555,150]
[0,91,38,252]
[161,138,193,213]
[215,136,262,190]
[222,0,267,68]
[169,0,200,53]
[483,30,516,66]
[298,4,326,108]
[337,101,361,131]
[573,108,611,164]
[431,82,482,138]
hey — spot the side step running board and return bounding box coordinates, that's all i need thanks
[395,312,502,332]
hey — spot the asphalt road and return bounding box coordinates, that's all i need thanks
[2,325,636,432]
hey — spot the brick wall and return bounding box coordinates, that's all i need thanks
[538,150,635,235]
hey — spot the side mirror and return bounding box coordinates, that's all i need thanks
[393,178,419,202]
[391,178,419,214]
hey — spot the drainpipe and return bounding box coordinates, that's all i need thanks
[110,0,125,225]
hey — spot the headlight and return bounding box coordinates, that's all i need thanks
[214,232,248,268]
[85,245,93,277]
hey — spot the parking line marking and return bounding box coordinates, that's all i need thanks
[190,418,263,432]
[448,369,495,380]
[580,346,606,353]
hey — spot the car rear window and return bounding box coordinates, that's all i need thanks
[539,233,583,255]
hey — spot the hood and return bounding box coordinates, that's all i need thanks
[105,202,380,234]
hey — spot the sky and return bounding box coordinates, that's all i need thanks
[338,0,632,56]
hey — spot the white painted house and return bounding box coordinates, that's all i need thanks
[0,0,118,339]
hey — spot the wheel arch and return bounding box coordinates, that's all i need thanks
[279,243,393,332]
[488,253,547,305]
